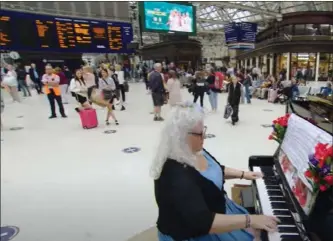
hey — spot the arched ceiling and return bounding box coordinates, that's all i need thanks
[129,1,333,45]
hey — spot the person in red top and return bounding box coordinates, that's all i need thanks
[215,71,225,91]
[55,67,69,104]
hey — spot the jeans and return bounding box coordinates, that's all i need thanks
[18,79,31,97]
[208,91,218,110]
[244,84,251,103]
[60,84,69,103]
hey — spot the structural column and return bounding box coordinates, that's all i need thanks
[256,56,259,68]
[263,55,267,74]
[286,53,290,80]
[244,59,247,70]
[315,52,320,82]
[269,55,273,75]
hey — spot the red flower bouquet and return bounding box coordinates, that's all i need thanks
[268,114,317,144]
[268,114,291,144]
[305,143,333,192]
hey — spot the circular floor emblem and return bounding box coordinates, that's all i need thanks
[16,116,24,118]
[261,124,272,128]
[104,130,117,134]
[263,109,273,112]
[9,127,24,131]
[122,147,141,153]
[205,134,216,139]
[0,226,20,241]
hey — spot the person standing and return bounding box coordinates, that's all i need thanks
[16,63,31,97]
[149,63,165,121]
[69,69,92,112]
[29,63,43,94]
[166,70,181,107]
[243,69,253,104]
[206,68,222,112]
[42,65,67,119]
[228,76,242,125]
[55,67,69,104]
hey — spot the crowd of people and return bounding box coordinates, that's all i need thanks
[1,59,332,129]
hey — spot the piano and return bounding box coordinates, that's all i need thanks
[249,100,333,241]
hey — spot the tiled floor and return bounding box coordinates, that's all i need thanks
[1,83,284,241]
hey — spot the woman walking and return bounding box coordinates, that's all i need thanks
[98,68,119,126]
[2,64,20,103]
[55,67,69,104]
[206,68,219,112]
[192,71,207,107]
[166,70,182,107]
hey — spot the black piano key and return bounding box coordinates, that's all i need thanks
[268,190,283,196]
[271,202,288,209]
[278,216,295,225]
[278,226,298,233]
[264,180,279,185]
[281,235,303,241]
[269,196,286,202]
[273,210,291,216]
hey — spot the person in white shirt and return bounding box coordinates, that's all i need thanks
[2,64,20,102]
[115,64,126,103]
[166,70,182,106]
[69,69,92,113]
[41,65,67,118]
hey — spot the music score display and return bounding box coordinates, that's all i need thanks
[0,10,133,53]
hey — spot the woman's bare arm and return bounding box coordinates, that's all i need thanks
[224,167,243,179]
[209,214,247,233]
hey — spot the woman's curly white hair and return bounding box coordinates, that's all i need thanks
[150,101,205,179]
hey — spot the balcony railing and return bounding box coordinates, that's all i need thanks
[255,35,333,49]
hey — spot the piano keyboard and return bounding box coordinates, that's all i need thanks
[253,166,306,241]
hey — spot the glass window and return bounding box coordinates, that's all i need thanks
[295,24,306,35]
[290,53,316,81]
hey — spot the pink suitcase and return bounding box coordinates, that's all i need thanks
[79,109,98,129]
[268,89,278,103]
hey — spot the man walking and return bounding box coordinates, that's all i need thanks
[149,63,165,121]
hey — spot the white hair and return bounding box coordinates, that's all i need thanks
[150,101,205,180]
[154,63,162,70]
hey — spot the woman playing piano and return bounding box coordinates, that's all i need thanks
[151,102,279,241]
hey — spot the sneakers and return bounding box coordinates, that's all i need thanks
[154,116,164,121]
[49,115,57,119]
[121,106,126,111]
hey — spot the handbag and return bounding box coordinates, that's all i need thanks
[123,81,129,92]
[223,104,233,119]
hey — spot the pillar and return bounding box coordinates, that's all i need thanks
[269,55,273,75]
[286,53,290,80]
[256,56,259,68]
[315,52,320,82]
[263,55,267,74]
[244,59,247,70]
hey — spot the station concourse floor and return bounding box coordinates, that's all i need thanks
[1,83,284,241]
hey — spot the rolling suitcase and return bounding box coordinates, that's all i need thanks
[79,109,98,129]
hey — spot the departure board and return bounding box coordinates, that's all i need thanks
[0,10,133,53]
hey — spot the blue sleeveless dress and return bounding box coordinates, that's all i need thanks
[158,151,254,241]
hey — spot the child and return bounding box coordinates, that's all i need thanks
[228,76,242,125]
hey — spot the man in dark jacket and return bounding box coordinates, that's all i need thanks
[16,63,31,97]
[29,63,43,94]
[228,76,242,125]
[149,63,165,121]
[243,69,252,104]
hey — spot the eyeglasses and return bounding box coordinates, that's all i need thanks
[189,126,207,139]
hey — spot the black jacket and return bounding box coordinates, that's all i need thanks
[16,67,27,80]
[155,149,226,241]
[29,68,40,82]
[228,82,242,106]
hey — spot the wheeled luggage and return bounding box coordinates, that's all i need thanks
[79,109,98,129]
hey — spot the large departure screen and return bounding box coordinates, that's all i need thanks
[139,2,196,35]
[0,10,133,53]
